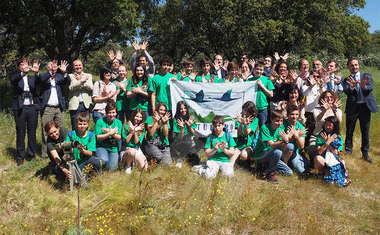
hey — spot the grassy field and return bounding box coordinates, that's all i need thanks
[0,67,379,234]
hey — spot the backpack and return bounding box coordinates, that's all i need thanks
[68,130,94,146]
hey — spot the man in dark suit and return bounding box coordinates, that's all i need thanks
[40,60,69,157]
[210,54,228,79]
[10,58,40,165]
[342,58,378,163]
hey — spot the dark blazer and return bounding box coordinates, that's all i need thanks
[39,72,69,111]
[10,71,40,111]
[210,67,228,79]
[342,72,378,114]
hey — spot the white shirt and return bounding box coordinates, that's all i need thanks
[22,73,33,105]
[47,74,59,106]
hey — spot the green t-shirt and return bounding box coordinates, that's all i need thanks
[247,75,274,110]
[235,118,259,150]
[122,123,145,149]
[195,74,222,83]
[65,130,96,166]
[126,78,149,111]
[205,132,236,162]
[281,119,306,153]
[254,124,283,160]
[316,134,343,155]
[94,117,123,152]
[173,118,197,136]
[113,79,129,111]
[176,72,192,82]
[145,116,170,146]
[148,73,175,110]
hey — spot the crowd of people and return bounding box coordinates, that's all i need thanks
[10,42,378,186]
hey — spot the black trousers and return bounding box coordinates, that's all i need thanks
[345,103,371,155]
[14,106,38,161]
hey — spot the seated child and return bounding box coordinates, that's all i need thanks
[121,109,148,174]
[171,101,199,168]
[95,101,122,171]
[143,102,172,165]
[193,115,239,179]
[231,101,259,166]
[65,112,101,180]
[254,110,289,182]
[279,105,308,175]
[315,116,349,187]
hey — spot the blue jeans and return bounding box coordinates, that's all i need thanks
[277,160,293,176]
[70,102,89,131]
[93,111,105,125]
[290,152,309,174]
[257,109,268,127]
[283,143,309,174]
[257,148,282,174]
[95,147,119,171]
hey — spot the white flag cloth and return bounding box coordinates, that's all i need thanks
[170,81,257,137]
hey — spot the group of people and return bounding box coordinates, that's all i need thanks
[10,42,378,186]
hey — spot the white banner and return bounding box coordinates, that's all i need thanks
[170,81,257,137]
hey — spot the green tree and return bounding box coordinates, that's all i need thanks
[0,0,144,63]
[141,0,369,62]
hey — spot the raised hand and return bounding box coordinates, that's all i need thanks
[161,112,171,124]
[132,41,140,51]
[153,111,161,122]
[59,60,68,73]
[273,52,280,61]
[270,70,279,81]
[30,59,40,73]
[320,132,328,142]
[326,133,337,144]
[223,60,229,70]
[279,129,289,143]
[213,61,220,71]
[185,117,194,127]
[248,59,255,69]
[135,123,145,132]
[333,99,341,110]
[280,52,289,61]
[177,118,185,129]
[289,69,298,82]
[140,41,149,51]
[108,50,115,61]
[334,72,342,84]
[346,76,357,89]
[321,99,330,110]
[360,75,370,88]
[116,50,123,61]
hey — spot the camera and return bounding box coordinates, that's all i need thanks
[55,141,81,153]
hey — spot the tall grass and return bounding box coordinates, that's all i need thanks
[0,68,379,234]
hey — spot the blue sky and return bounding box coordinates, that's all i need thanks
[355,0,380,33]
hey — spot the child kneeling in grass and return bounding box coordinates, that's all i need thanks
[193,115,239,179]
[254,110,289,183]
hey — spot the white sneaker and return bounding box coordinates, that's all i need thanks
[125,166,132,174]
[176,162,183,168]
[191,165,202,172]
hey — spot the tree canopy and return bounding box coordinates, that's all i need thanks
[0,0,144,63]
[140,0,370,62]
